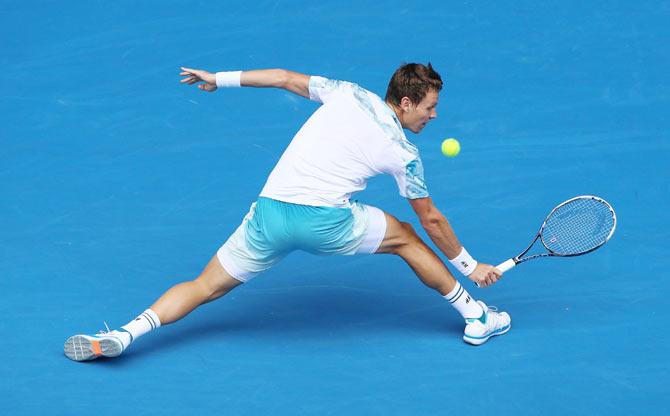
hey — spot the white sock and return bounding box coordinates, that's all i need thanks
[118,309,161,345]
[443,282,483,319]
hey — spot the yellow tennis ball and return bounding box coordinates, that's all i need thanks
[441,138,461,157]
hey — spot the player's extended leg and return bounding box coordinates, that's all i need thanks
[375,213,510,345]
[375,213,458,296]
[150,255,242,324]
[64,256,242,361]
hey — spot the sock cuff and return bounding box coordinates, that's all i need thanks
[443,282,484,319]
[443,282,465,304]
[142,309,161,329]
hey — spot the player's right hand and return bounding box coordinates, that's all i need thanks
[468,263,502,288]
[180,67,217,92]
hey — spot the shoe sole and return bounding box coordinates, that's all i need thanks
[64,335,123,361]
[463,323,511,346]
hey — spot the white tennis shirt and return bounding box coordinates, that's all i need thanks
[259,76,429,208]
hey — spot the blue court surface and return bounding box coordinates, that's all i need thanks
[2,1,669,415]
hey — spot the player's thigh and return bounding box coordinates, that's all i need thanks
[375,212,419,254]
[217,199,291,283]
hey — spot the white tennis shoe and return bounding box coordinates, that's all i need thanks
[463,301,511,345]
[64,323,131,361]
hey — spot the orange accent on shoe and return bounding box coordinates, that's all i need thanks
[91,340,102,356]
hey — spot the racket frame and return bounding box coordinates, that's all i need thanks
[473,195,616,287]
[499,195,616,272]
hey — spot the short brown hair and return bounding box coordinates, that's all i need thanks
[385,63,443,106]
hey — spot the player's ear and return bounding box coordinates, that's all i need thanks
[400,96,413,112]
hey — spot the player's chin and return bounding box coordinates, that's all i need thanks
[412,124,427,133]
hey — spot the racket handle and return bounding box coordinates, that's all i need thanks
[496,259,516,273]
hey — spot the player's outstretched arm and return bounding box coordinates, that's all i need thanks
[241,69,310,98]
[409,197,502,287]
[179,67,310,98]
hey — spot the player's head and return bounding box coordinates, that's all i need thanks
[385,63,442,133]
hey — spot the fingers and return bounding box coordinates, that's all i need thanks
[179,68,194,78]
[180,75,207,85]
[478,277,491,288]
[486,264,503,283]
[474,274,491,288]
[475,266,503,288]
[179,67,217,90]
[184,77,200,85]
[199,84,217,92]
[179,67,201,84]
[488,269,501,284]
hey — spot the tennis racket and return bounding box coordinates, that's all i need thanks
[477,195,616,286]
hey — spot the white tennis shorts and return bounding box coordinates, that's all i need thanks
[217,197,387,282]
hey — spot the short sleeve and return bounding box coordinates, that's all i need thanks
[391,156,430,199]
[308,76,354,104]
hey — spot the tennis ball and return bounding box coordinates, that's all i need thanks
[441,138,461,157]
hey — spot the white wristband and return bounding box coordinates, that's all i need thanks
[215,71,242,88]
[449,247,478,276]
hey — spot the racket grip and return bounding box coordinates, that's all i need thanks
[496,259,516,273]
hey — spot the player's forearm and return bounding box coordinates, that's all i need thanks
[181,66,309,97]
[420,216,463,260]
[422,216,480,277]
[410,197,464,260]
[184,66,309,97]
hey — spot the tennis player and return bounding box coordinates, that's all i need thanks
[64,63,510,361]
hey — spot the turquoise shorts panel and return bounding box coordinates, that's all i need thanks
[217,197,386,282]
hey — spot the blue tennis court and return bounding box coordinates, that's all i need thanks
[2,1,668,414]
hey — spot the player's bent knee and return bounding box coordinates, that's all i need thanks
[400,221,416,234]
[376,214,425,255]
[399,222,421,244]
[384,222,421,255]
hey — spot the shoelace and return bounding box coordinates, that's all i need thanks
[97,321,112,335]
[485,306,510,328]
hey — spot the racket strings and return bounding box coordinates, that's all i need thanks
[541,198,615,255]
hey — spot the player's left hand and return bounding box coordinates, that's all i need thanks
[468,263,502,288]
[180,67,217,92]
